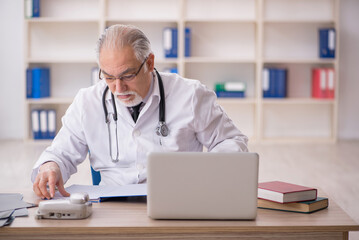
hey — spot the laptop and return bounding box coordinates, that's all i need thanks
[147,152,259,220]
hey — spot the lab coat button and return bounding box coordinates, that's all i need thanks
[137,163,144,170]
[133,130,141,137]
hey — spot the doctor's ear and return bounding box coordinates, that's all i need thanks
[147,53,155,72]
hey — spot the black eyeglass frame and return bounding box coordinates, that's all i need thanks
[99,56,149,82]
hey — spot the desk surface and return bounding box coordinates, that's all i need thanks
[1,189,358,240]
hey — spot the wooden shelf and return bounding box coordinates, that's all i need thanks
[23,0,340,142]
[26,98,74,105]
[26,18,99,23]
[262,98,335,105]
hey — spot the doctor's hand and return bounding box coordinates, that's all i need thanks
[33,161,70,199]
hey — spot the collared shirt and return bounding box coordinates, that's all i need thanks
[31,72,248,185]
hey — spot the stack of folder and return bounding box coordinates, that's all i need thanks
[0,193,36,227]
[31,109,56,140]
[215,82,246,98]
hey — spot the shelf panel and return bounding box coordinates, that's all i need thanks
[262,98,335,105]
[263,58,336,64]
[26,98,74,105]
[105,18,178,23]
[185,18,256,23]
[185,57,255,63]
[263,19,335,24]
[217,98,256,105]
[26,18,99,23]
[28,57,97,63]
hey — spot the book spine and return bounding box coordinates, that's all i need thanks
[47,109,56,139]
[319,28,335,58]
[269,69,276,97]
[215,82,246,92]
[31,109,40,139]
[216,91,245,98]
[312,68,327,99]
[262,68,270,98]
[326,68,335,99]
[26,68,33,98]
[40,68,50,98]
[32,0,40,18]
[275,69,287,98]
[172,28,178,58]
[24,0,33,18]
[185,27,191,57]
[163,28,173,58]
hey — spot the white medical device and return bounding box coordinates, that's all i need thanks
[35,193,92,220]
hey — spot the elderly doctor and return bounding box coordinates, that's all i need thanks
[32,24,248,199]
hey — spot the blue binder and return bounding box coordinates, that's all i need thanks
[31,109,41,140]
[215,91,245,98]
[163,28,178,58]
[185,27,191,57]
[275,69,287,98]
[263,68,287,98]
[319,28,335,58]
[31,68,50,98]
[47,109,56,139]
[32,0,40,17]
[26,69,33,98]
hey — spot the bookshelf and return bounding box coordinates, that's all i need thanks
[24,0,339,143]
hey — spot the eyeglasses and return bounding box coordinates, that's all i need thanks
[99,56,148,82]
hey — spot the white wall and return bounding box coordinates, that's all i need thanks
[0,0,358,140]
[338,0,359,139]
[0,0,24,139]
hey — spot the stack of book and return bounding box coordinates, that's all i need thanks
[214,82,246,98]
[257,181,328,214]
[312,68,335,99]
[262,68,287,98]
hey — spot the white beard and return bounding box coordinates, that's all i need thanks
[114,91,143,107]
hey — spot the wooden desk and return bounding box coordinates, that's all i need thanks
[0,190,358,240]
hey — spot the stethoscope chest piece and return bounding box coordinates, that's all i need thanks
[156,121,169,137]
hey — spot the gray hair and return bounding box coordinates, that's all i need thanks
[96,24,152,66]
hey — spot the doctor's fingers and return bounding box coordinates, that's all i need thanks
[38,175,52,200]
[56,177,70,197]
[33,175,45,199]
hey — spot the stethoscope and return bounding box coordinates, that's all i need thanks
[102,68,169,163]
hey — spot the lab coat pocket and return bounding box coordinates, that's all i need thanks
[155,128,193,151]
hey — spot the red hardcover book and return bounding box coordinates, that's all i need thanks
[258,181,317,203]
[326,68,335,99]
[312,68,326,98]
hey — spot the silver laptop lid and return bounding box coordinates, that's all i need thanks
[147,152,259,220]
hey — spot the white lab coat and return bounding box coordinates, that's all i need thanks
[31,72,248,185]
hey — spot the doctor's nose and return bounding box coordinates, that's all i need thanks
[115,79,127,93]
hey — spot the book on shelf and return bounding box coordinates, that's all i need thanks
[26,67,50,99]
[163,27,191,58]
[258,181,317,203]
[319,28,335,59]
[312,68,335,99]
[215,82,246,98]
[262,68,287,98]
[24,0,40,18]
[31,109,56,140]
[258,197,328,214]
